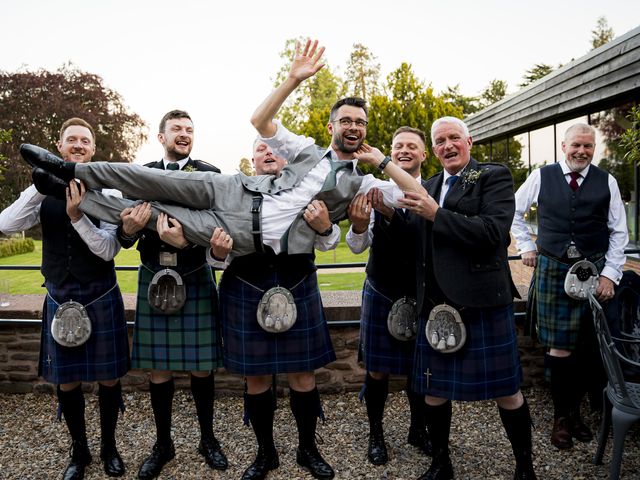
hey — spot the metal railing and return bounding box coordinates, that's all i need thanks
[2,250,639,327]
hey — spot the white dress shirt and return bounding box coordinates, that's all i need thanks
[511,159,628,283]
[0,185,122,261]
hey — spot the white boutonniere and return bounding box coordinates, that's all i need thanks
[461,168,486,189]
[182,165,197,173]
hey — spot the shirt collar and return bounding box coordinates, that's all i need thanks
[559,159,590,177]
[323,148,358,168]
[162,157,190,170]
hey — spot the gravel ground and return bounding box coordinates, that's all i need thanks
[0,387,638,479]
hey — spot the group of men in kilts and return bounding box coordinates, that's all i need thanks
[2,37,629,480]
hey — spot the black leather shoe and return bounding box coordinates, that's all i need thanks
[20,144,76,182]
[241,446,280,480]
[514,458,537,480]
[367,430,388,465]
[101,442,125,477]
[63,440,92,480]
[32,167,69,199]
[408,426,433,456]
[296,445,335,479]
[198,436,228,470]
[417,452,454,480]
[137,441,175,480]
[568,415,593,442]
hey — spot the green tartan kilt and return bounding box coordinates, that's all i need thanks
[534,253,605,350]
[131,264,223,371]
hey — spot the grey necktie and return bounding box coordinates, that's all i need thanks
[320,159,352,192]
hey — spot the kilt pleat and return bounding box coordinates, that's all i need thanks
[220,269,336,376]
[359,279,416,375]
[411,304,522,401]
[131,265,222,371]
[40,271,130,384]
[535,254,605,350]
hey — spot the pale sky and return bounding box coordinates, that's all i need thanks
[3,0,639,173]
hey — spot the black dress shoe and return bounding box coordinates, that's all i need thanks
[408,426,433,456]
[137,441,175,480]
[198,436,228,470]
[101,442,125,477]
[296,445,335,479]
[63,440,92,480]
[20,144,76,182]
[32,167,69,199]
[241,446,280,480]
[514,461,537,480]
[568,415,593,442]
[417,452,454,480]
[367,430,388,465]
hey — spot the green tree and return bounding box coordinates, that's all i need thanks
[519,63,554,88]
[344,43,380,102]
[367,63,463,178]
[480,79,508,106]
[442,84,480,115]
[591,16,614,49]
[0,64,147,209]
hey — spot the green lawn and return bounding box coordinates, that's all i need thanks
[1,224,368,294]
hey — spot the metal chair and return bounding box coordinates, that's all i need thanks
[588,291,640,479]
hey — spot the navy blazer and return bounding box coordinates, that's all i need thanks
[415,158,519,311]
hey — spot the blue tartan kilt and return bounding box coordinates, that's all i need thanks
[535,253,605,350]
[411,304,522,401]
[360,279,416,375]
[220,269,336,376]
[40,271,130,384]
[131,264,223,371]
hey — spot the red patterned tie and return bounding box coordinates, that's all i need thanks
[569,171,580,191]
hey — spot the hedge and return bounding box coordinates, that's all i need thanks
[0,238,35,258]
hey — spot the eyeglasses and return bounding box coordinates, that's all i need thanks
[333,117,368,128]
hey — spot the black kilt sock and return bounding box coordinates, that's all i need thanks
[364,373,388,433]
[290,387,321,448]
[190,373,215,440]
[406,383,427,432]
[245,389,277,454]
[547,354,573,419]
[424,401,452,455]
[498,398,533,460]
[98,382,122,446]
[150,378,174,445]
[57,384,87,443]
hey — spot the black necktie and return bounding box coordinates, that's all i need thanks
[166,162,179,171]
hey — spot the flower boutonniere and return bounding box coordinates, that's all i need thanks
[182,165,197,173]
[461,168,486,189]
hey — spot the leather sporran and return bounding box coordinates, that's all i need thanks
[387,297,418,341]
[425,304,466,353]
[148,268,187,314]
[257,286,297,333]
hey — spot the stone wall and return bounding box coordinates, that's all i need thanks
[0,292,545,395]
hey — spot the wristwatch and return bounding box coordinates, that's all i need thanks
[318,226,334,237]
[378,156,391,171]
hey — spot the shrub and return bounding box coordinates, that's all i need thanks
[0,237,35,258]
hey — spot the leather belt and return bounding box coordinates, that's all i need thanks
[251,194,265,254]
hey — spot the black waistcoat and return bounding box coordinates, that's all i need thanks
[537,163,610,258]
[40,197,114,285]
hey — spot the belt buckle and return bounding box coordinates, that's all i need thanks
[159,252,178,267]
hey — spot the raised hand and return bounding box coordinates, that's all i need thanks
[303,199,332,234]
[353,144,385,167]
[156,213,189,249]
[65,180,86,223]
[209,227,233,260]
[367,188,394,220]
[289,39,326,82]
[348,194,372,234]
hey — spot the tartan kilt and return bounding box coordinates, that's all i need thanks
[411,304,522,401]
[131,264,222,371]
[359,279,416,375]
[220,269,336,376]
[534,253,605,350]
[40,271,130,384]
